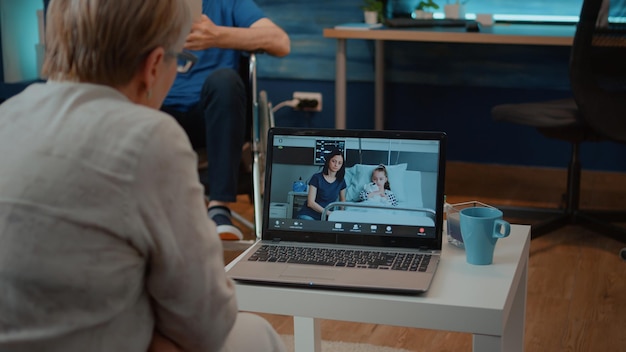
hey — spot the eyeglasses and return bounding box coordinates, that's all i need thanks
[171,51,198,73]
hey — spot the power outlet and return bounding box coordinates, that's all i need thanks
[293,91,322,112]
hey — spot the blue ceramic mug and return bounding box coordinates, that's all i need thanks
[459,207,511,265]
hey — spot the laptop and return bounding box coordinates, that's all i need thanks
[227,128,447,294]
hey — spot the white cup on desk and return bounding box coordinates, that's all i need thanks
[476,13,494,26]
[444,3,465,19]
[364,11,379,24]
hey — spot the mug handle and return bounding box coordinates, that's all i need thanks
[493,220,511,238]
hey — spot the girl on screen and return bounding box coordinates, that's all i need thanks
[359,164,398,206]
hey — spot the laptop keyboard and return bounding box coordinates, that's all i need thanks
[248,245,432,271]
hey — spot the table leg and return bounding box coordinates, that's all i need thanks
[293,316,322,352]
[473,334,502,351]
[503,258,527,351]
[472,259,527,352]
[374,40,384,130]
[335,39,347,129]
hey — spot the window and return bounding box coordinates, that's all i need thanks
[432,0,625,23]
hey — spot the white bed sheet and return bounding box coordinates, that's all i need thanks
[325,202,435,227]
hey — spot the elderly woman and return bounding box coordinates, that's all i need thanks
[0,0,284,351]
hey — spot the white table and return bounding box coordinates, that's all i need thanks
[323,24,575,130]
[225,224,531,352]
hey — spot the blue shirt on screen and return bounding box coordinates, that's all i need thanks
[297,172,347,221]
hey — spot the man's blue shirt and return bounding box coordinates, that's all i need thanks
[163,0,265,110]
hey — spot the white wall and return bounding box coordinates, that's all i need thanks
[1,0,43,82]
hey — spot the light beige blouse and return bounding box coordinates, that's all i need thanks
[0,81,237,351]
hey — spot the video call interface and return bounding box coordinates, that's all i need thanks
[265,134,442,240]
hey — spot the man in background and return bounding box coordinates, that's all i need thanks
[162,0,290,240]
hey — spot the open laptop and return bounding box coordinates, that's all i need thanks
[227,128,447,294]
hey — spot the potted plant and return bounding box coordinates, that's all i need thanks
[414,0,439,19]
[361,0,383,24]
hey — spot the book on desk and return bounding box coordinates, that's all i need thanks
[334,22,384,30]
[384,18,475,28]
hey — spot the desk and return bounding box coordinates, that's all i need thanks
[323,24,575,129]
[225,224,531,352]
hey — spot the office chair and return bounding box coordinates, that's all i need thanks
[491,0,626,245]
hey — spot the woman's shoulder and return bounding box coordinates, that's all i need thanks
[307,172,323,185]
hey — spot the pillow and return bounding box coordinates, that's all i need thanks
[344,163,408,202]
[343,166,355,199]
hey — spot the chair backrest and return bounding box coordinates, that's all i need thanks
[570,0,626,143]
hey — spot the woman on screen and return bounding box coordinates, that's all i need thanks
[297,149,347,220]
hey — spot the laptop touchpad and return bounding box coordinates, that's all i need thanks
[280,266,337,281]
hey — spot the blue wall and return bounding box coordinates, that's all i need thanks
[256,0,626,172]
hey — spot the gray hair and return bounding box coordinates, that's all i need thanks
[42,0,192,86]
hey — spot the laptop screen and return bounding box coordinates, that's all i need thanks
[262,128,447,250]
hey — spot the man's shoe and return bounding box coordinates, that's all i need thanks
[208,206,244,241]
